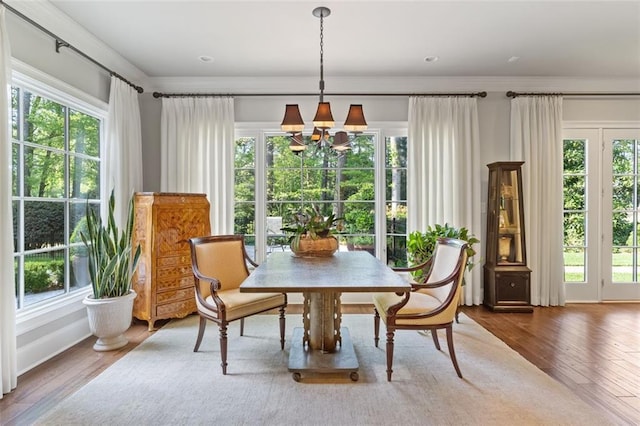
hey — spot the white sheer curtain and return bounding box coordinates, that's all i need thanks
[0,5,17,397]
[160,97,234,234]
[408,96,483,305]
[510,96,565,306]
[104,76,143,227]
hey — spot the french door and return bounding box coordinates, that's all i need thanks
[563,126,640,301]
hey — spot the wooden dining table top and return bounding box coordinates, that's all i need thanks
[240,251,411,293]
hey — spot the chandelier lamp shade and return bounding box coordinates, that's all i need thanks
[281,6,367,153]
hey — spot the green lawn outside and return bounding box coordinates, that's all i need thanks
[564,251,635,266]
[564,271,633,282]
[564,251,637,282]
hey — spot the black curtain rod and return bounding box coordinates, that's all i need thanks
[1,1,144,93]
[507,91,640,98]
[153,91,488,99]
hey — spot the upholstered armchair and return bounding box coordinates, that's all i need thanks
[373,237,468,381]
[188,235,287,374]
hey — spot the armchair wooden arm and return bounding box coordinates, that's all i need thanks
[391,257,433,282]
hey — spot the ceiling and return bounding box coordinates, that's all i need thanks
[45,0,640,80]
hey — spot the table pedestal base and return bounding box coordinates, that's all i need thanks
[288,327,359,382]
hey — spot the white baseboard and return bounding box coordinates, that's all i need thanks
[18,317,90,375]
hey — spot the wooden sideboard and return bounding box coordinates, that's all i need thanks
[132,192,211,330]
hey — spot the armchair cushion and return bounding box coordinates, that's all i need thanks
[199,289,286,321]
[373,286,462,327]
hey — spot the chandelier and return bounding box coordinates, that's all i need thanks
[281,6,367,154]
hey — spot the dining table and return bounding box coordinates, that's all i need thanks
[240,251,411,381]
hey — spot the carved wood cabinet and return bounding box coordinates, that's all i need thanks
[483,162,533,312]
[132,192,211,330]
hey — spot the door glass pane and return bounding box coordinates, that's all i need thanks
[563,139,588,282]
[563,249,585,282]
[611,139,639,283]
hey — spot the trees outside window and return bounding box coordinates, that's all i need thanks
[12,79,103,310]
[234,130,407,265]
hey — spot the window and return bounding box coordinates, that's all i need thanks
[234,128,407,265]
[12,77,104,311]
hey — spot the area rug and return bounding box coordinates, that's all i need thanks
[36,314,615,425]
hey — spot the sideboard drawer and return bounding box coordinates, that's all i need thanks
[156,287,194,305]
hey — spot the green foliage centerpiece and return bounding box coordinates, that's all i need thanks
[81,190,141,351]
[282,205,344,257]
[407,223,479,282]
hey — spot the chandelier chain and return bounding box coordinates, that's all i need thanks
[319,10,325,102]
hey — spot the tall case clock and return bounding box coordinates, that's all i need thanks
[483,161,533,312]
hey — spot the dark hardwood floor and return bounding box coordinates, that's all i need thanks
[1,304,638,425]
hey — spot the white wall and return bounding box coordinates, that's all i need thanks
[564,97,640,122]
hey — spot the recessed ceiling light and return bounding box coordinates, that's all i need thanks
[507,56,520,63]
[198,55,214,63]
[424,56,439,63]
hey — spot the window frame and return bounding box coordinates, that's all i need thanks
[12,63,107,321]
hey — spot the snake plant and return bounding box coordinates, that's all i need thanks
[80,190,141,299]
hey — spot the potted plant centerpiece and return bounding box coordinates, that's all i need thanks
[407,223,480,282]
[281,205,344,257]
[80,190,141,351]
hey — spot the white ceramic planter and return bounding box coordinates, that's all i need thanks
[83,290,136,351]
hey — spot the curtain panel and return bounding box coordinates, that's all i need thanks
[104,75,143,227]
[510,96,565,306]
[0,5,17,397]
[408,96,483,305]
[160,97,235,234]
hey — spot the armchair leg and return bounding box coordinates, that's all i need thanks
[279,306,286,350]
[374,309,380,348]
[431,328,441,351]
[240,318,245,336]
[455,305,460,324]
[194,316,207,352]
[385,329,395,381]
[219,324,228,375]
[446,325,463,378]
